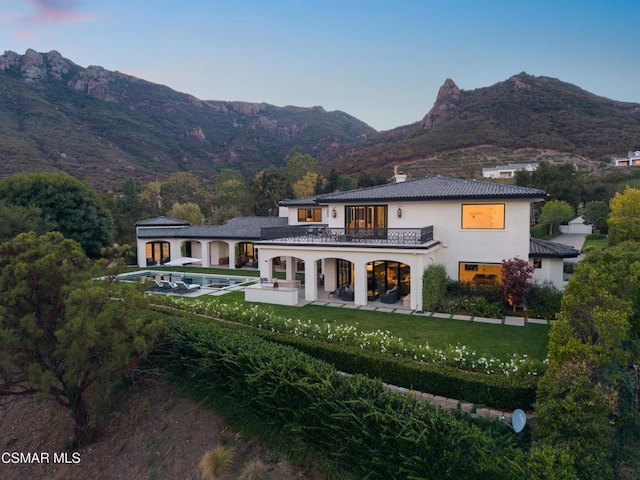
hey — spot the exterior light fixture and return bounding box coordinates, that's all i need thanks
[397,207,402,218]
[331,208,337,218]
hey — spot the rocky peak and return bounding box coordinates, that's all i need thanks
[0,49,75,86]
[420,78,463,129]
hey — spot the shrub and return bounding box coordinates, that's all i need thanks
[439,296,504,319]
[198,445,236,480]
[156,316,565,479]
[527,282,562,320]
[531,222,550,238]
[422,264,448,311]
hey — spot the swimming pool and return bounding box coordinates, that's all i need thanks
[120,270,256,289]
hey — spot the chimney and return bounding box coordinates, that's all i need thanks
[393,165,407,183]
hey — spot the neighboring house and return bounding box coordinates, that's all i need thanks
[481,163,538,179]
[559,216,593,235]
[529,237,580,288]
[136,174,579,310]
[613,150,640,167]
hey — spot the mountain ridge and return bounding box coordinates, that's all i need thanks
[0,49,375,190]
[1,49,639,191]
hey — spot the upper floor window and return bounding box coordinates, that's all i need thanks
[297,208,322,222]
[461,204,505,229]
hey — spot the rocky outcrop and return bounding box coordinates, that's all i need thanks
[66,65,134,103]
[0,49,74,86]
[420,78,463,129]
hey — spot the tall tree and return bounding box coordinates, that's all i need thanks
[292,172,320,198]
[534,243,640,478]
[540,200,575,235]
[516,162,584,207]
[580,200,610,234]
[251,168,293,216]
[0,172,114,257]
[210,168,251,224]
[0,232,161,446]
[167,202,203,225]
[0,200,55,243]
[608,187,640,246]
[159,172,204,213]
[285,152,318,183]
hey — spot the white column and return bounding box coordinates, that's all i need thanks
[353,259,367,306]
[304,259,318,302]
[411,259,425,311]
[286,255,296,282]
[228,241,237,269]
[201,241,210,267]
[137,239,147,267]
[260,257,273,280]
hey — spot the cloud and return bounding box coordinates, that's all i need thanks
[28,0,92,24]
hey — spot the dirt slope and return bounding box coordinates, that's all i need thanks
[0,379,322,480]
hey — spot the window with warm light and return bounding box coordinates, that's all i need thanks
[461,204,505,229]
[458,262,502,284]
[297,208,322,222]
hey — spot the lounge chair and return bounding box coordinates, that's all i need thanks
[159,280,178,291]
[174,281,201,293]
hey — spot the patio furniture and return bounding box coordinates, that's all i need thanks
[174,281,201,293]
[380,288,400,304]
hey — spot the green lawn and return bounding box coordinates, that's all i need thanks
[582,234,608,252]
[212,291,550,362]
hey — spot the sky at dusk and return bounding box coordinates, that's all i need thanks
[1,0,639,131]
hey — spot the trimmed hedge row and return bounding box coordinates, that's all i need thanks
[254,329,538,410]
[154,316,577,480]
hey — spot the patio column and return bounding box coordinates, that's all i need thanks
[411,258,427,311]
[285,256,296,282]
[137,240,147,267]
[304,259,318,302]
[228,241,237,269]
[353,259,367,306]
[260,257,273,280]
[201,241,210,267]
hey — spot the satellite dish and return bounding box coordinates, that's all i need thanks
[499,409,527,433]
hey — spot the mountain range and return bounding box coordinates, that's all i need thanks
[1,49,639,191]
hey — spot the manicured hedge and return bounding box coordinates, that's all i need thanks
[153,315,577,480]
[256,330,537,409]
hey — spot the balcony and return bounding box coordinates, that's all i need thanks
[260,225,435,247]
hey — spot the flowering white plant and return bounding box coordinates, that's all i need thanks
[157,296,545,377]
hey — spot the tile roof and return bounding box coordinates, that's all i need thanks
[529,237,580,258]
[311,176,545,203]
[135,216,191,227]
[279,194,325,206]
[137,216,288,240]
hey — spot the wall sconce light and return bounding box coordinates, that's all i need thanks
[397,207,402,218]
[331,208,337,218]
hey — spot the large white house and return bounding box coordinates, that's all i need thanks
[135,174,578,310]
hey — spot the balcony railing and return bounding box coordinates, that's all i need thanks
[260,225,434,246]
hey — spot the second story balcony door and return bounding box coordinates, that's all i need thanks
[346,205,387,238]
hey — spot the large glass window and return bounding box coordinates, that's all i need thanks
[458,262,502,285]
[345,205,387,236]
[337,259,353,287]
[145,241,170,265]
[297,208,322,222]
[461,204,505,229]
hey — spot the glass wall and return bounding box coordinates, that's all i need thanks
[345,205,387,236]
[145,241,170,265]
